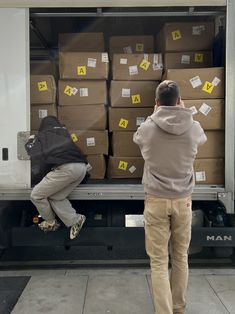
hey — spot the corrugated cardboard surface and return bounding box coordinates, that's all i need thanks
[87,155,106,179]
[184,99,224,130]
[197,131,224,158]
[166,67,224,99]
[30,60,54,75]
[58,105,107,130]
[58,80,107,106]
[70,130,109,155]
[194,158,224,185]
[112,132,141,157]
[110,81,157,107]
[107,156,144,178]
[30,75,56,104]
[109,35,154,56]
[156,22,214,52]
[164,51,212,69]
[59,52,109,80]
[109,107,153,131]
[31,104,57,130]
[59,33,105,52]
[112,54,163,81]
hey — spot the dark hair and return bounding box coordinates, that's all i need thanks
[155,80,180,106]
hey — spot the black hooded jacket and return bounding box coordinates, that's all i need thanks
[25,116,87,184]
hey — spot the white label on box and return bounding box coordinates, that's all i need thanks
[199,103,212,116]
[212,76,221,87]
[129,65,138,76]
[72,87,79,95]
[123,46,132,54]
[192,25,206,35]
[144,54,149,60]
[136,117,145,126]
[39,109,48,119]
[129,165,137,174]
[189,106,198,115]
[181,55,191,64]
[120,58,128,65]
[122,88,131,97]
[86,137,95,147]
[87,58,97,68]
[189,76,202,89]
[195,171,206,182]
[153,54,163,70]
[101,53,109,63]
[80,88,88,97]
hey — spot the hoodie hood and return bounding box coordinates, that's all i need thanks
[151,106,194,135]
[39,116,63,132]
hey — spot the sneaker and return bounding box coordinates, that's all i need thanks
[38,219,60,232]
[70,215,86,240]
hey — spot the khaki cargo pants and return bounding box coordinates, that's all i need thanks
[144,194,192,314]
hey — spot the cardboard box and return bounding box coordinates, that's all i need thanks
[156,22,214,52]
[194,158,224,185]
[70,130,109,155]
[109,35,154,57]
[112,132,141,157]
[31,104,57,130]
[112,54,163,81]
[110,81,157,108]
[59,52,109,80]
[58,105,107,130]
[107,156,144,178]
[30,75,56,104]
[164,51,212,69]
[166,67,224,99]
[58,80,107,106]
[30,60,54,75]
[59,32,105,52]
[184,99,224,130]
[197,131,224,158]
[87,155,106,179]
[109,107,153,131]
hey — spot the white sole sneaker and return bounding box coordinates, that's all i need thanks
[38,220,60,232]
[70,215,86,240]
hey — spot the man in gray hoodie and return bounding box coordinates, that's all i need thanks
[134,80,207,314]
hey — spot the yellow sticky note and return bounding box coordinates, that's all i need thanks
[119,118,129,129]
[172,30,182,41]
[71,133,78,142]
[132,94,141,104]
[77,66,87,76]
[118,160,128,171]
[139,59,150,71]
[64,85,73,96]
[194,53,204,63]
[38,81,48,91]
[202,81,214,94]
[136,43,144,52]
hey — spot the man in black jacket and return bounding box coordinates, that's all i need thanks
[25,116,89,240]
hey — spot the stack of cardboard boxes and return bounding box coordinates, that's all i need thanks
[108,35,163,178]
[57,33,109,179]
[157,22,225,185]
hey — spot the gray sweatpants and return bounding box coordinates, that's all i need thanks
[30,163,87,227]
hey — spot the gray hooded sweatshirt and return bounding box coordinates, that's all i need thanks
[133,106,207,198]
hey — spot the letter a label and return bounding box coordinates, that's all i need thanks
[132,94,141,104]
[71,133,78,142]
[77,66,87,76]
[139,59,150,71]
[119,118,129,129]
[172,30,182,41]
[118,160,128,171]
[202,81,214,94]
[38,81,48,91]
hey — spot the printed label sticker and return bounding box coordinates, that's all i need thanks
[202,81,214,94]
[71,133,78,142]
[79,88,88,97]
[181,55,190,64]
[190,76,202,89]
[102,53,109,63]
[144,54,149,61]
[212,76,221,87]
[87,58,97,68]
[38,81,48,91]
[64,85,73,96]
[136,43,144,52]
[72,87,79,95]
[123,46,132,54]
[119,118,129,129]
[132,94,141,104]
[120,58,128,65]
[86,137,95,147]
[192,25,206,35]
[189,106,198,115]
[122,88,131,98]
[129,165,137,173]
[194,53,204,63]
[39,109,48,119]
[118,160,128,171]
[139,59,150,71]
[171,30,182,41]
[129,65,138,76]
[77,66,87,76]
[136,117,145,126]
[195,171,206,182]
[199,103,212,116]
